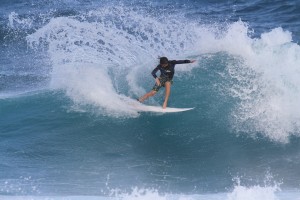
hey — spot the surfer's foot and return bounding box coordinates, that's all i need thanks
[162,102,167,109]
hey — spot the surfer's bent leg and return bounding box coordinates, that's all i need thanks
[138,90,157,102]
[138,81,162,102]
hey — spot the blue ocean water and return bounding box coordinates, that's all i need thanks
[1,0,300,199]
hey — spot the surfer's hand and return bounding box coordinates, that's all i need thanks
[190,60,196,63]
[156,78,161,86]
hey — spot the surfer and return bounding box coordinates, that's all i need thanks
[138,57,196,109]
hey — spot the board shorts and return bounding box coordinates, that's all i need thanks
[152,77,173,92]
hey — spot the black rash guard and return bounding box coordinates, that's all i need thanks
[151,60,191,80]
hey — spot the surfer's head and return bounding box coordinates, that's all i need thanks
[160,57,168,67]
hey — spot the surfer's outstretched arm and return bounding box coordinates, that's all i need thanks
[169,60,196,65]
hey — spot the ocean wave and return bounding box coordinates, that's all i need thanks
[19,4,300,142]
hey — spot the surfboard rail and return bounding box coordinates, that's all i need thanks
[126,101,193,113]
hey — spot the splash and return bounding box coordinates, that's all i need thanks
[224,26,300,142]
[194,20,300,142]
[227,175,281,200]
[227,185,279,200]
[8,12,33,29]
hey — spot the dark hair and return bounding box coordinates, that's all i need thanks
[159,57,168,64]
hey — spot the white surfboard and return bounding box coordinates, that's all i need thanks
[130,102,194,113]
[137,105,194,113]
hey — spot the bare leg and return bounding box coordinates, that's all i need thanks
[138,90,157,102]
[162,82,171,109]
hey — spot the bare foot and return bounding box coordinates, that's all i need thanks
[162,102,167,109]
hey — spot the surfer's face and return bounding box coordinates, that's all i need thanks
[161,63,168,67]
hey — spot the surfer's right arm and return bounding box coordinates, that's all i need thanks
[151,66,161,86]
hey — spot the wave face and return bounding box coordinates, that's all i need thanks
[1,0,300,199]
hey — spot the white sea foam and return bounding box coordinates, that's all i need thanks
[215,23,300,142]
[0,187,298,200]
[190,19,300,142]
[8,12,33,29]
[0,173,295,200]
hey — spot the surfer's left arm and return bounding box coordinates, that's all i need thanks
[170,60,196,64]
